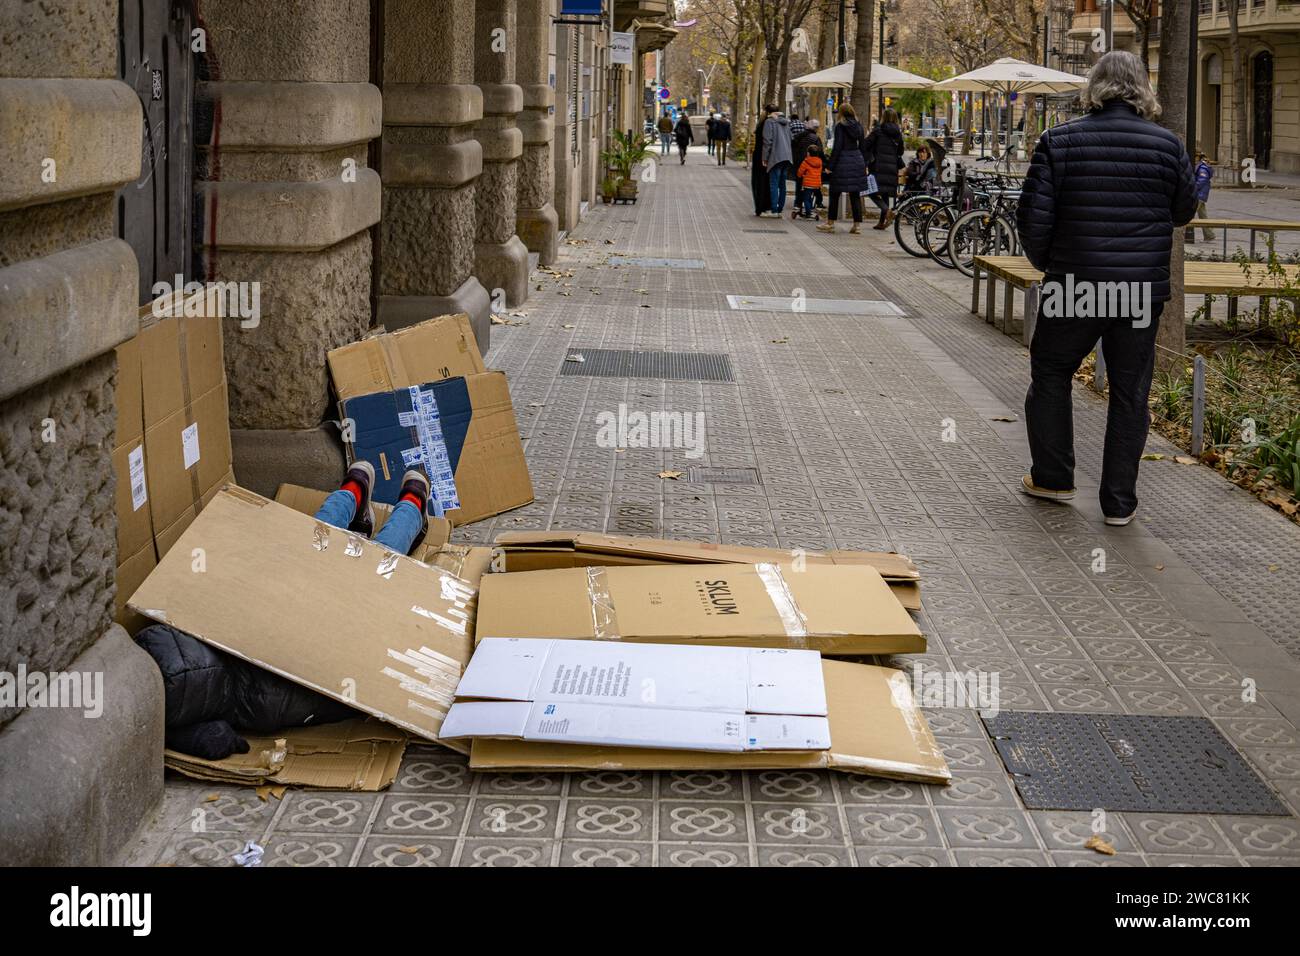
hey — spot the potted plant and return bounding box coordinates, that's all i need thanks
[601,130,654,203]
[600,175,620,203]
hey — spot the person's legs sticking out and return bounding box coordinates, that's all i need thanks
[314,460,376,536]
[374,470,431,556]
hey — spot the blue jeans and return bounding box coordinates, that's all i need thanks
[768,163,788,212]
[800,186,815,218]
[315,490,423,555]
[660,132,671,155]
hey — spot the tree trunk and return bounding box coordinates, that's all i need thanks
[1227,0,1249,167]
[849,9,875,121]
[1156,0,1191,372]
[816,0,837,69]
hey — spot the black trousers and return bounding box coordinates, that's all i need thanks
[827,188,862,223]
[1025,297,1164,519]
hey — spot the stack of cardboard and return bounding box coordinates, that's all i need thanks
[113,288,234,628]
[122,312,948,791]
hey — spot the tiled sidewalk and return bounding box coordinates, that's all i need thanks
[123,146,1300,866]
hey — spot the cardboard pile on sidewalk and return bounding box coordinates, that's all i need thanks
[113,288,234,629]
[491,531,922,609]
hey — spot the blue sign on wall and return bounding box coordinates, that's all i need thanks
[560,0,602,15]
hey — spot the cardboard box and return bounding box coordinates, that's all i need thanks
[326,314,533,526]
[128,487,479,746]
[492,531,922,610]
[441,639,832,753]
[429,544,494,589]
[163,719,407,791]
[111,286,235,627]
[273,483,452,562]
[476,562,926,655]
[469,658,952,784]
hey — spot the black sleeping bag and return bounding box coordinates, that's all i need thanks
[135,623,358,761]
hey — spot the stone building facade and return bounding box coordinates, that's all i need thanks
[0,0,674,863]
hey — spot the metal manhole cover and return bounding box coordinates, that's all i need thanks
[725,294,905,316]
[608,256,706,269]
[561,348,736,382]
[983,712,1287,815]
[689,466,759,483]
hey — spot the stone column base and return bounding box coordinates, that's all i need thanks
[377,275,492,356]
[475,234,530,308]
[0,625,164,865]
[517,203,559,267]
[232,424,347,499]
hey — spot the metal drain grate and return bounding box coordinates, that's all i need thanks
[689,466,760,483]
[607,256,706,269]
[726,294,905,316]
[983,712,1287,815]
[742,228,784,234]
[561,348,736,382]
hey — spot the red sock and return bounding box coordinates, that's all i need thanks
[341,480,363,507]
[400,492,424,511]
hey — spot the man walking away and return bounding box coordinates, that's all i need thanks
[761,106,793,217]
[819,104,868,234]
[1190,151,1216,243]
[706,113,717,156]
[715,113,732,166]
[674,113,694,164]
[1016,50,1196,526]
[657,111,674,157]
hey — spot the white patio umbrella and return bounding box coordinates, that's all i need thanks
[935,57,1087,164]
[790,60,935,91]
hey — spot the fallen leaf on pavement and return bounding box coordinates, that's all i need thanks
[1141,453,1165,461]
[1084,835,1116,856]
[1173,455,1197,465]
[397,846,421,854]
[991,415,1018,422]
[566,354,585,363]
[658,470,684,480]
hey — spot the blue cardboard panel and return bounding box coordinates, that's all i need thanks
[342,378,473,511]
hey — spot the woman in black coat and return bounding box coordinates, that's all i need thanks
[818,103,869,234]
[751,106,775,214]
[673,115,694,165]
[863,108,906,229]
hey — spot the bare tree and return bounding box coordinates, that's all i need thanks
[1225,0,1250,166]
[815,0,839,68]
[1116,0,1158,68]
[1157,0,1191,369]
[756,0,817,106]
[930,0,1005,148]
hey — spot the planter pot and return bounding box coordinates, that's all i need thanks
[601,194,614,204]
[616,181,638,200]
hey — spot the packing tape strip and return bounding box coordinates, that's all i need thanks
[407,385,461,516]
[754,563,809,643]
[585,566,619,639]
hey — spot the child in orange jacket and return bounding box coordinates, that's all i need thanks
[797,146,824,220]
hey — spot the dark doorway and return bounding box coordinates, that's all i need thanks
[118,0,194,305]
[1252,51,1273,169]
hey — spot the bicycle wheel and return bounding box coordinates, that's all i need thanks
[894,196,941,258]
[948,210,1018,278]
[920,204,958,268]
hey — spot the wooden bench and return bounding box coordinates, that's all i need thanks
[1186,218,1300,260]
[971,255,1300,345]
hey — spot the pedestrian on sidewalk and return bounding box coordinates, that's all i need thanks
[1015,50,1196,527]
[903,144,937,195]
[674,114,694,164]
[864,108,906,230]
[714,113,732,166]
[1190,151,1217,243]
[657,111,674,157]
[819,103,868,234]
[792,119,824,219]
[789,112,807,140]
[706,113,717,156]
[761,107,793,217]
[751,106,775,215]
[796,145,825,220]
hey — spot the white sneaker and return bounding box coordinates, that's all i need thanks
[1104,510,1136,526]
[1021,475,1076,501]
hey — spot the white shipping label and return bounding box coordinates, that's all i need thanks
[128,445,148,511]
[181,422,201,470]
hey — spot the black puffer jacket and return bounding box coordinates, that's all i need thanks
[827,119,869,193]
[1016,100,1197,302]
[864,122,906,194]
[136,624,357,760]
